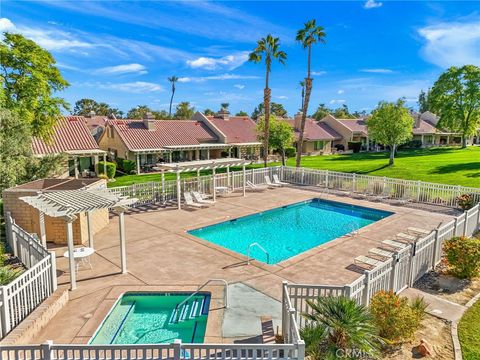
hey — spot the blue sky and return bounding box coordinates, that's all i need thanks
[1,1,479,116]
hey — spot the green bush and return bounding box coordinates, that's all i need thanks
[399,140,423,149]
[0,266,22,285]
[122,160,136,174]
[115,158,125,171]
[370,291,426,344]
[97,161,116,179]
[347,141,362,153]
[284,147,296,158]
[443,236,480,278]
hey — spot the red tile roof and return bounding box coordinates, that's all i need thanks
[337,119,367,134]
[206,116,259,144]
[413,119,439,135]
[83,116,108,131]
[32,116,101,156]
[285,119,342,141]
[109,119,218,151]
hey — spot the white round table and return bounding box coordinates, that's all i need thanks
[63,247,94,272]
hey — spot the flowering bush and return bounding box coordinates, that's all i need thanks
[370,291,426,343]
[444,236,480,278]
[457,194,474,211]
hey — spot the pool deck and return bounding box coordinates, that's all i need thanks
[32,186,453,344]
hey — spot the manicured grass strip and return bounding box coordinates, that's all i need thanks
[458,298,480,360]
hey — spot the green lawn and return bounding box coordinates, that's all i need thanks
[459,298,480,360]
[108,147,480,188]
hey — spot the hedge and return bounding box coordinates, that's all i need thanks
[97,161,116,179]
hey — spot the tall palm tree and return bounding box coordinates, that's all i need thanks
[295,19,326,167]
[167,76,178,118]
[301,296,382,359]
[299,80,306,112]
[249,34,287,167]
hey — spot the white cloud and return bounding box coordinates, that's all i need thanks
[364,0,383,9]
[178,73,259,83]
[276,95,288,99]
[418,20,480,68]
[311,71,327,76]
[329,99,346,104]
[97,81,163,93]
[186,52,249,70]
[337,89,344,94]
[234,84,245,90]
[360,68,394,74]
[95,63,147,75]
[0,18,15,32]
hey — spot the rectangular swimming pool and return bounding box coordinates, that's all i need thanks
[90,292,210,344]
[188,199,393,264]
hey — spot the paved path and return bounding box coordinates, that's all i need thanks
[402,287,467,322]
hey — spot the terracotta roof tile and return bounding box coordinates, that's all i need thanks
[337,119,367,134]
[284,119,342,141]
[206,116,259,143]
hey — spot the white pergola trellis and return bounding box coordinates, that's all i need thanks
[153,158,248,209]
[20,189,137,290]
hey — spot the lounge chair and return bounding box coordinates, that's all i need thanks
[272,174,288,186]
[264,175,281,187]
[369,247,394,258]
[246,181,268,192]
[382,239,408,249]
[396,232,418,243]
[192,191,215,205]
[354,255,385,267]
[183,192,209,208]
[407,227,432,236]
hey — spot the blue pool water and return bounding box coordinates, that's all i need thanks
[188,199,392,264]
[90,293,210,344]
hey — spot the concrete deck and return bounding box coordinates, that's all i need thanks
[32,186,452,344]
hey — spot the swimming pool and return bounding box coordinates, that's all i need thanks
[90,293,210,344]
[188,199,392,264]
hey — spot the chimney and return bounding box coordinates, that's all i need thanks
[143,112,156,131]
[216,107,230,120]
[294,112,303,130]
[87,110,96,118]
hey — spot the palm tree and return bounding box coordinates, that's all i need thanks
[167,76,178,118]
[299,80,305,111]
[300,296,382,359]
[295,19,326,167]
[249,34,287,167]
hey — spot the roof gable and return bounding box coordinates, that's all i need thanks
[285,118,342,141]
[205,116,259,144]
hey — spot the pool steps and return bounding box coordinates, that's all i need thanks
[169,296,207,324]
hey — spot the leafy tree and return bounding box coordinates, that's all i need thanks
[295,19,326,167]
[332,104,356,119]
[127,105,152,119]
[167,76,178,117]
[352,109,369,118]
[366,99,414,165]
[251,102,288,120]
[73,98,123,118]
[311,103,331,120]
[174,101,195,119]
[418,89,430,113]
[220,102,229,110]
[249,34,287,167]
[256,115,294,165]
[0,32,69,140]
[429,65,480,148]
[236,110,248,116]
[300,296,381,359]
[204,108,215,116]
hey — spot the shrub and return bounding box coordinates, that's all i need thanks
[97,174,109,180]
[97,161,116,179]
[334,144,345,151]
[347,141,362,153]
[115,158,125,171]
[457,194,474,211]
[0,266,22,285]
[122,160,136,174]
[443,236,480,278]
[399,140,423,149]
[284,147,296,158]
[370,291,425,344]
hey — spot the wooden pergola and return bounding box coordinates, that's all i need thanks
[153,158,248,209]
[20,190,137,290]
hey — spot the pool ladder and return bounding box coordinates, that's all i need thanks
[247,242,270,265]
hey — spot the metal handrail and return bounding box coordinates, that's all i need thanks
[177,278,228,309]
[247,242,270,265]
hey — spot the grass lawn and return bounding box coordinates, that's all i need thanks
[458,298,480,360]
[108,147,480,188]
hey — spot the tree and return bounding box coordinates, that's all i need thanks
[300,296,381,359]
[418,89,430,113]
[256,115,294,165]
[73,98,123,118]
[167,76,178,117]
[204,108,215,116]
[249,34,287,167]
[251,102,288,120]
[366,99,414,165]
[295,19,326,168]
[428,65,480,148]
[0,33,69,140]
[311,103,331,120]
[220,102,229,110]
[127,105,152,119]
[236,110,248,116]
[174,101,195,119]
[299,81,305,111]
[332,104,355,119]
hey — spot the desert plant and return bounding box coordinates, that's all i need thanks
[300,296,382,359]
[122,160,136,174]
[457,194,475,211]
[97,161,116,179]
[0,266,22,285]
[443,236,480,278]
[370,291,426,344]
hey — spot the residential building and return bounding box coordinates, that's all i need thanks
[320,114,370,151]
[32,116,107,178]
[411,111,463,146]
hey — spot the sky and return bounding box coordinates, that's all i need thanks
[1,0,480,117]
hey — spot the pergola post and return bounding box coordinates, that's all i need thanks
[115,208,127,274]
[161,171,165,202]
[86,211,94,249]
[207,150,210,160]
[212,167,216,202]
[136,154,141,174]
[197,169,201,192]
[73,157,79,179]
[39,211,47,247]
[227,166,230,188]
[169,151,173,163]
[176,170,182,210]
[65,215,77,291]
[242,164,246,197]
[103,153,107,175]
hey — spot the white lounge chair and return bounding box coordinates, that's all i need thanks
[192,191,215,204]
[272,174,288,186]
[382,239,408,249]
[183,192,209,208]
[369,247,394,258]
[407,227,432,236]
[354,255,385,267]
[396,232,418,243]
[264,175,281,187]
[246,181,268,192]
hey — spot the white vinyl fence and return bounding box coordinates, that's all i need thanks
[0,214,57,338]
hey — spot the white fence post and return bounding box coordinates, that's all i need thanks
[50,252,57,292]
[42,341,53,360]
[362,274,370,306]
[0,286,10,336]
[432,229,440,266]
[463,211,468,237]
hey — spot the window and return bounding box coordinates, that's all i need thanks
[314,141,325,151]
